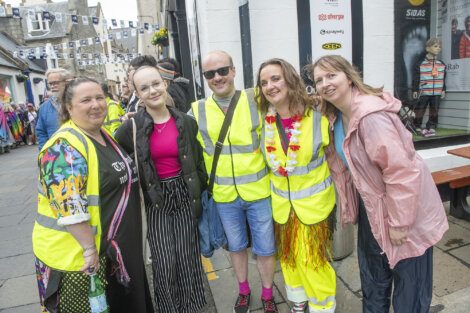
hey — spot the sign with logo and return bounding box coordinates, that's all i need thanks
[440,0,470,91]
[394,0,431,101]
[310,0,352,61]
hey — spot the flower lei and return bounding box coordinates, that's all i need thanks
[265,106,302,177]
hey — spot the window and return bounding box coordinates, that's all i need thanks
[27,12,50,34]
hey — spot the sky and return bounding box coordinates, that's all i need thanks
[4,0,138,21]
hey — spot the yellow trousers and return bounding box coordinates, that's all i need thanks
[276,214,336,312]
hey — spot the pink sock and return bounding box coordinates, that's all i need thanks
[239,280,251,295]
[261,286,273,300]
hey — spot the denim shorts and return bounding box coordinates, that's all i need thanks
[215,197,276,256]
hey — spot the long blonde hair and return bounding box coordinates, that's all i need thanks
[310,55,383,117]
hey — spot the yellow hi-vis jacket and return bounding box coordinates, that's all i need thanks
[103,97,125,135]
[32,120,102,271]
[191,88,270,203]
[262,110,335,224]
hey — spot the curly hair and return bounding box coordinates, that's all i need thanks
[255,58,315,116]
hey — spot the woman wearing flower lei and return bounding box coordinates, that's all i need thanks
[256,58,337,313]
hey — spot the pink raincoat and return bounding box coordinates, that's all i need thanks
[326,88,448,268]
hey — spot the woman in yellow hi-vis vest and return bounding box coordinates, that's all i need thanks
[32,77,153,313]
[256,59,337,313]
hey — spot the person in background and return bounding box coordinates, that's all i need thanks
[257,58,337,313]
[36,68,73,149]
[32,77,154,313]
[120,81,131,109]
[459,16,470,58]
[192,50,278,313]
[26,103,37,145]
[451,18,463,59]
[102,83,125,135]
[312,55,448,313]
[157,60,192,113]
[115,63,207,313]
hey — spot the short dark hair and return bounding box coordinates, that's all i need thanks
[129,55,158,70]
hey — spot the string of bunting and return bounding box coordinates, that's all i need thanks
[13,29,146,59]
[10,6,158,31]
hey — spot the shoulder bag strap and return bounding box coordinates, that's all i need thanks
[208,90,241,194]
[131,118,149,261]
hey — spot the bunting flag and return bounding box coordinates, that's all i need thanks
[12,8,20,18]
[10,6,153,65]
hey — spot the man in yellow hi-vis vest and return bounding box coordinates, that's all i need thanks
[191,51,277,313]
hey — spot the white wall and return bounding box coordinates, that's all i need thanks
[362,0,395,92]
[249,0,299,79]
[196,0,300,95]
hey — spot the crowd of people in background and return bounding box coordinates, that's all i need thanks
[0,101,39,153]
[24,50,449,313]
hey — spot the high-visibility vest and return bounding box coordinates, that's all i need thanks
[103,97,124,134]
[32,120,102,271]
[191,89,270,203]
[262,110,335,224]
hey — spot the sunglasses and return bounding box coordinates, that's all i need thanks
[203,66,231,79]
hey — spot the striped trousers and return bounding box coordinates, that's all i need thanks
[147,175,206,313]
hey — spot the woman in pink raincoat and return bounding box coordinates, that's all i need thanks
[311,55,448,313]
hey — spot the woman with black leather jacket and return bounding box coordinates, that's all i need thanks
[115,64,207,313]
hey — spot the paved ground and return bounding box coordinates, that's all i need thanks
[1,145,470,313]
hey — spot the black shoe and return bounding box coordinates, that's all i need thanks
[262,298,279,313]
[233,293,250,313]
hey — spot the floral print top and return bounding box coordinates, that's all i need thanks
[39,138,90,226]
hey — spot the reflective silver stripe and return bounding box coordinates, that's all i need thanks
[88,195,100,206]
[272,176,332,200]
[38,181,45,196]
[246,88,260,151]
[36,213,98,234]
[197,99,215,155]
[215,167,268,185]
[309,295,336,307]
[55,127,89,156]
[272,155,326,177]
[312,111,323,159]
[197,92,260,156]
[285,285,336,307]
[38,190,99,206]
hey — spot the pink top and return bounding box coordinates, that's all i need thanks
[149,116,182,179]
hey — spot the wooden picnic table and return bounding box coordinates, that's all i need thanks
[447,146,470,159]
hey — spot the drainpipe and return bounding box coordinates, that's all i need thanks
[351,0,364,72]
[174,0,195,100]
[297,0,312,70]
[238,0,253,88]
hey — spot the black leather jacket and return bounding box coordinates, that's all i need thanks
[115,106,207,219]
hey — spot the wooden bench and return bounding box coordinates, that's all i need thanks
[432,165,470,220]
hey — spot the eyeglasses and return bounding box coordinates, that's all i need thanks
[48,80,64,86]
[203,66,232,80]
